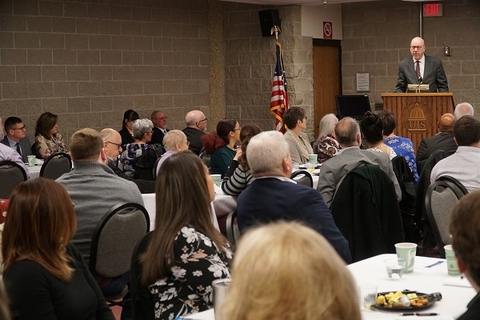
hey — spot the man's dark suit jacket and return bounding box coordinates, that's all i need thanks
[237,177,352,263]
[107,158,155,194]
[416,131,457,165]
[150,127,168,145]
[395,55,449,92]
[0,137,31,163]
[182,127,205,155]
[458,292,480,320]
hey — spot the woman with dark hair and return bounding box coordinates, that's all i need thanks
[360,111,396,159]
[118,109,140,146]
[141,151,232,320]
[33,112,68,159]
[201,119,241,177]
[379,110,419,185]
[283,107,314,164]
[221,124,261,196]
[2,178,114,320]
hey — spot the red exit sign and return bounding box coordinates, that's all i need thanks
[423,3,443,17]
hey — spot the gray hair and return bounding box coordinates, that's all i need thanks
[247,131,289,177]
[318,113,338,137]
[335,117,360,147]
[454,102,474,119]
[163,130,187,151]
[132,118,153,140]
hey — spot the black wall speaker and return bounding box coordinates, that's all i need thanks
[258,9,281,37]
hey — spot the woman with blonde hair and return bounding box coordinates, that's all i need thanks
[141,151,232,320]
[219,221,361,320]
[2,178,114,320]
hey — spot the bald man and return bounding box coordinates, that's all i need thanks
[182,110,207,155]
[416,113,458,165]
[395,36,449,92]
[454,102,474,120]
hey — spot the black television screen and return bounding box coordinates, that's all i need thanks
[335,95,371,120]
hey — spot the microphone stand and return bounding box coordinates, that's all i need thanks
[416,77,423,93]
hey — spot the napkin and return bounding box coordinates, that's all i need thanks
[443,276,472,288]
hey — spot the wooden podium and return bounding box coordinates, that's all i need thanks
[381,93,454,150]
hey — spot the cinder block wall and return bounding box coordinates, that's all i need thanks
[0,0,210,143]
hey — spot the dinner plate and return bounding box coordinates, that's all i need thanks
[371,290,442,312]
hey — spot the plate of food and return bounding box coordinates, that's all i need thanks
[372,290,442,311]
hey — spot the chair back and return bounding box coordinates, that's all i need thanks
[199,151,211,169]
[152,157,162,179]
[0,161,27,198]
[224,211,240,247]
[290,170,313,188]
[90,203,150,279]
[425,178,468,258]
[40,152,72,180]
[130,232,155,320]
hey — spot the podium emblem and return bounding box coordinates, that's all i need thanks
[408,104,427,132]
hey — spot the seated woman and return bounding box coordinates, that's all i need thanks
[2,178,114,320]
[379,110,419,185]
[118,109,140,146]
[141,151,232,320]
[155,130,189,175]
[218,221,361,320]
[360,111,397,160]
[202,119,241,178]
[221,124,261,196]
[33,112,68,159]
[283,107,314,164]
[119,118,157,177]
[314,113,341,163]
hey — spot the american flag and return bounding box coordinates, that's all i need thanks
[270,40,288,133]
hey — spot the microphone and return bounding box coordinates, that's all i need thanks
[417,77,423,84]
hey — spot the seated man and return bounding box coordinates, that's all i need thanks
[182,110,207,155]
[0,117,31,179]
[454,102,474,119]
[100,128,156,193]
[56,128,144,319]
[237,131,351,263]
[430,116,480,193]
[1,116,32,163]
[317,117,401,207]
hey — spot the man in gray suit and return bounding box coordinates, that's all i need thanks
[317,117,401,207]
[0,116,32,163]
[394,37,449,93]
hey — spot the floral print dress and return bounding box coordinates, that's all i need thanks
[34,134,68,159]
[149,226,232,320]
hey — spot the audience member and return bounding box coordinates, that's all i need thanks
[56,128,144,319]
[182,110,207,155]
[283,107,314,164]
[221,124,261,196]
[155,130,189,174]
[237,131,351,263]
[430,116,480,192]
[119,118,156,177]
[2,178,114,320]
[100,128,155,193]
[416,113,457,166]
[454,102,474,119]
[314,113,340,164]
[118,109,139,146]
[33,112,68,159]
[202,119,241,178]
[219,222,361,320]
[449,191,480,320]
[379,110,419,185]
[0,117,31,179]
[360,111,396,159]
[141,151,232,320]
[1,116,31,163]
[318,117,401,207]
[150,110,169,145]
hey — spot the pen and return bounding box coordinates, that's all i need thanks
[425,260,444,268]
[401,313,438,316]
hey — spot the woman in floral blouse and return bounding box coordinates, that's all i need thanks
[33,112,68,159]
[141,151,232,320]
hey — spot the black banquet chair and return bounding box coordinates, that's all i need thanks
[0,161,28,198]
[40,152,72,180]
[290,170,313,188]
[89,202,150,306]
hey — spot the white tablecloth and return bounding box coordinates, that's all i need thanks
[187,254,476,320]
[27,165,41,178]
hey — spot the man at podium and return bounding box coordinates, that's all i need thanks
[394,37,449,93]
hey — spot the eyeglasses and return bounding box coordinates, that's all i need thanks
[197,118,208,124]
[155,117,167,120]
[12,126,26,131]
[410,46,424,50]
[106,141,122,148]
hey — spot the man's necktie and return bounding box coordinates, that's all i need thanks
[16,142,22,156]
[415,60,421,79]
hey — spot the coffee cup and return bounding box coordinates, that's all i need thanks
[27,155,36,167]
[308,153,317,165]
[395,242,417,273]
[210,174,221,187]
[213,278,232,320]
[444,245,460,276]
